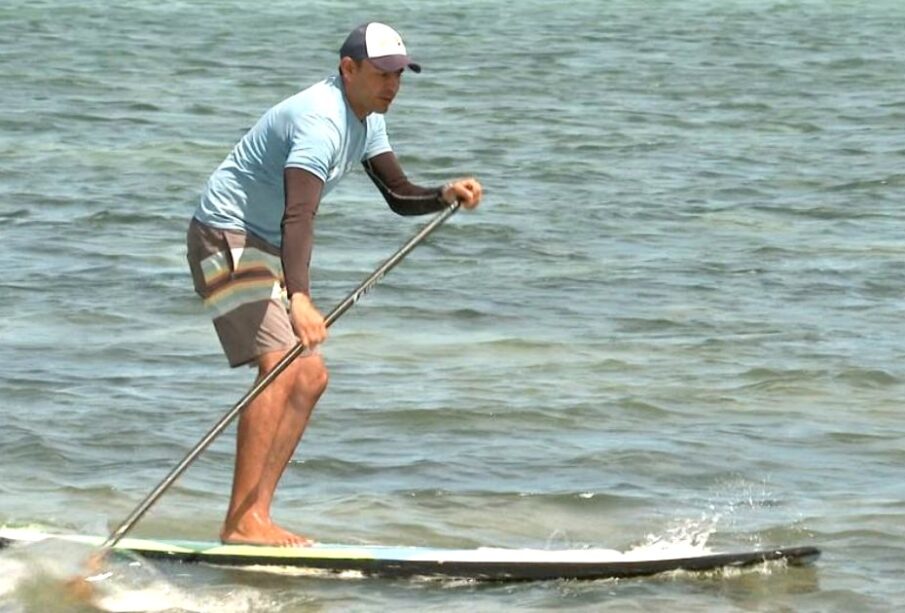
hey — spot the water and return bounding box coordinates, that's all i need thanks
[1,0,903,610]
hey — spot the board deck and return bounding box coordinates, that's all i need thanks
[0,528,820,582]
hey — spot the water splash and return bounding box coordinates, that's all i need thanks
[94,578,274,613]
[0,537,271,613]
[625,514,720,561]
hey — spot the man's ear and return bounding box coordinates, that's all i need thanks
[339,56,358,78]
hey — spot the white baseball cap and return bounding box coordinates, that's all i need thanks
[339,22,422,73]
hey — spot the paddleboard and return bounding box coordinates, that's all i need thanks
[0,528,819,582]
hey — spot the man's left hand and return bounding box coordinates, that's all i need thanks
[442,178,483,209]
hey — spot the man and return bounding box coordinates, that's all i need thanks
[186,22,483,546]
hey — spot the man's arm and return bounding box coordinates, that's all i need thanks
[282,167,327,348]
[364,151,483,215]
[282,168,324,297]
[364,152,484,212]
[363,151,448,215]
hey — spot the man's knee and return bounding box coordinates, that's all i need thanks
[257,350,328,400]
[293,354,329,399]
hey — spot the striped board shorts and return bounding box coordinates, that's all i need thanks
[186,218,298,367]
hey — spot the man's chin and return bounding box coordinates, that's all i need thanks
[365,101,391,116]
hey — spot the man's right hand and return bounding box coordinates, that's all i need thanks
[289,293,327,348]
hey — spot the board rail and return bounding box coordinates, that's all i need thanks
[0,528,820,582]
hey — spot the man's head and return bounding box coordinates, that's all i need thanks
[339,22,421,74]
[338,23,421,119]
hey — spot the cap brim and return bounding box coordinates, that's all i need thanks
[369,55,422,73]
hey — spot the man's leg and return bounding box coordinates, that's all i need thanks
[220,350,328,546]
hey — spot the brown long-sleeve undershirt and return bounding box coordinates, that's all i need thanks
[281,151,448,297]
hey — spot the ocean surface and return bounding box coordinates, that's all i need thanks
[1,0,904,610]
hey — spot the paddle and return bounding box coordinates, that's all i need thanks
[68,201,460,593]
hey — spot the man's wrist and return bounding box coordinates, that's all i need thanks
[439,182,455,205]
[290,292,312,307]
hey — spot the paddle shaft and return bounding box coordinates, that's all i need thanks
[98,202,460,553]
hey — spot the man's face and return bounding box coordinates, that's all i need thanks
[343,58,403,117]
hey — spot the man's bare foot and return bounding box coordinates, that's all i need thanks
[221,525,312,547]
[221,512,312,547]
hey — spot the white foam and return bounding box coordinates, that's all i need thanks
[95,581,272,613]
[0,529,260,612]
[0,558,30,598]
[623,516,718,561]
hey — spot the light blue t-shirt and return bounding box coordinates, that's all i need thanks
[195,74,392,246]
